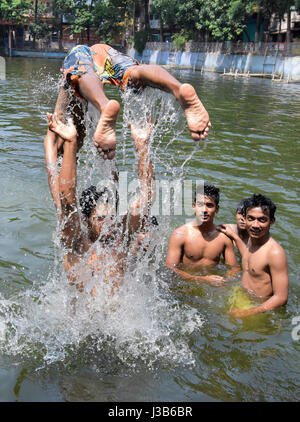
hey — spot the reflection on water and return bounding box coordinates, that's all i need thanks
[0,58,299,401]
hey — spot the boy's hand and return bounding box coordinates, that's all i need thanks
[47,113,77,143]
[228,308,257,318]
[216,224,236,240]
[196,274,225,286]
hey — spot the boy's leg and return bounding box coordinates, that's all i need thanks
[77,72,120,160]
[128,64,211,141]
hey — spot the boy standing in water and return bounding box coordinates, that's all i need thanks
[44,114,155,294]
[47,44,211,160]
[165,183,240,285]
[217,198,250,256]
[226,194,289,318]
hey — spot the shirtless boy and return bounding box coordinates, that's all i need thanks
[44,113,155,293]
[165,183,239,285]
[47,43,211,160]
[228,194,289,318]
[217,198,249,256]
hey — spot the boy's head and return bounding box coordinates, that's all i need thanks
[244,194,276,239]
[79,185,118,228]
[235,198,249,231]
[193,182,220,206]
[193,182,219,224]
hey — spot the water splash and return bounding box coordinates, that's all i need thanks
[0,80,204,373]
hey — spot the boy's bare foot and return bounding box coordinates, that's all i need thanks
[178,83,211,141]
[94,100,120,160]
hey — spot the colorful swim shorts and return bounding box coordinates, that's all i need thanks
[227,285,256,311]
[61,44,140,92]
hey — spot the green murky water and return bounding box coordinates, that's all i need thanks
[0,57,299,402]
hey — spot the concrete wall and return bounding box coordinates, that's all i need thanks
[9,46,300,81]
[129,48,300,81]
[11,50,66,59]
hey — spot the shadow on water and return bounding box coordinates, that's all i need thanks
[0,58,299,401]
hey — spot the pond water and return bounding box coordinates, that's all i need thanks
[0,57,299,402]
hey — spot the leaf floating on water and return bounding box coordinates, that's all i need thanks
[9,217,21,222]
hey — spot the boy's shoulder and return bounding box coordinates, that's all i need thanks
[267,237,287,259]
[213,225,233,245]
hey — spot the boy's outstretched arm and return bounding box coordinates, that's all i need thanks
[126,122,156,236]
[47,114,82,251]
[44,128,61,214]
[223,236,241,278]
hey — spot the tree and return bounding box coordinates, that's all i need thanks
[177,0,252,41]
[0,0,31,24]
[93,0,132,45]
[29,0,51,49]
[68,0,95,42]
[0,0,31,52]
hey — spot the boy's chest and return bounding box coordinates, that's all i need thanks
[243,250,269,278]
[183,234,224,261]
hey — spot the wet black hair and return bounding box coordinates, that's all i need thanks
[79,185,119,219]
[193,182,220,206]
[236,198,249,214]
[244,194,276,220]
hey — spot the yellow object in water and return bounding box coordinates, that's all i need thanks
[227,285,256,311]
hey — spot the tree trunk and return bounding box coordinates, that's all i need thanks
[143,0,150,41]
[244,29,251,42]
[255,10,261,44]
[159,17,163,42]
[33,0,38,49]
[286,6,291,44]
[8,26,12,56]
[58,14,63,51]
[132,0,136,38]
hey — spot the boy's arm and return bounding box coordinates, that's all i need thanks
[223,236,241,278]
[230,247,289,318]
[47,114,83,251]
[127,123,156,236]
[44,129,61,214]
[166,229,225,285]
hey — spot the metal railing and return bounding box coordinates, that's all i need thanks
[145,41,300,57]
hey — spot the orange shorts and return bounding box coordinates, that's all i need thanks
[61,44,140,92]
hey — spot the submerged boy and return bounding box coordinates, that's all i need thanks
[165,183,239,285]
[48,43,211,160]
[44,114,155,294]
[224,194,289,318]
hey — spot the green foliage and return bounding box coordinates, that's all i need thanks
[0,0,31,24]
[1,0,298,46]
[65,0,94,34]
[29,21,50,39]
[28,1,52,40]
[152,0,300,42]
[93,0,132,44]
[134,29,148,54]
[152,0,180,27]
[171,30,189,50]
